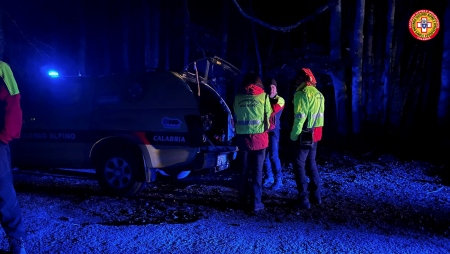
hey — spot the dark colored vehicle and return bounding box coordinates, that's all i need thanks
[11,57,240,196]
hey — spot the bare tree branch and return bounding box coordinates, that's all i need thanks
[4,11,51,58]
[184,0,190,21]
[231,0,329,32]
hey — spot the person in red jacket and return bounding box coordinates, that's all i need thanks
[0,61,27,254]
[233,72,272,212]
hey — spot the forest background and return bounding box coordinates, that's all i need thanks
[0,0,449,165]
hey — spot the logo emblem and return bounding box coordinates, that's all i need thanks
[161,117,182,129]
[409,10,440,41]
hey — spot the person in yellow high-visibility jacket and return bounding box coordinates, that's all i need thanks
[290,68,325,210]
[233,72,272,212]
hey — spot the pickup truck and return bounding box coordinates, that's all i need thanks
[10,56,239,197]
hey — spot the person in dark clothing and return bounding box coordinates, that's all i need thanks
[290,68,325,210]
[0,61,27,254]
[233,72,272,212]
[262,78,285,190]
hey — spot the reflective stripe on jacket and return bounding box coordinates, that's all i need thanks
[290,84,325,141]
[233,92,272,135]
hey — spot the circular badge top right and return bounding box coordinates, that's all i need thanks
[409,9,440,41]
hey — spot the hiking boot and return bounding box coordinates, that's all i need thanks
[295,196,311,210]
[253,203,265,212]
[9,237,26,254]
[310,196,322,205]
[270,177,283,190]
[263,177,274,188]
[310,192,322,205]
[238,194,250,211]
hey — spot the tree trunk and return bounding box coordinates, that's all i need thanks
[400,47,422,137]
[160,1,170,70]
[351,0,365,134]
[0,5,4,60]
[389,0,408,129]
[438,2,450,129]
[265,33,276,74]
[163,30,170,71]
[77,1,86,76]
[437,2,450,161]
[219,0,229,59]
[252,23,262,77]
[382,0,396,128]
[122,4,130,72]
[413,48,429,128]
[183,0,190,67]
[143,0,151,70]
[248,1,262,77]
[363,1,375,121]
[329,0,349,137]
[408,48,428,135]
[240,33,250,74]
[144,0,160,70]
[101,0,111,75]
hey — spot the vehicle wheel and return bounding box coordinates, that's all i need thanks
[96,151,146,197]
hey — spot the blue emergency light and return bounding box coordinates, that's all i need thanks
[48,70,59,78]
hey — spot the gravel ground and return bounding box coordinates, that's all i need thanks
[1,147,449,254]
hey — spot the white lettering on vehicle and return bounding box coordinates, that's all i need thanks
[22,132,76,140]
[22,133,48,139]
[49,133,76,140]
[153,135,186,142]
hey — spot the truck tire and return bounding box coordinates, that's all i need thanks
[96,151,146,197]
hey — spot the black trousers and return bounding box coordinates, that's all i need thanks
[0,144,26,239]
[239,149,266,205]
[292,142,321,201]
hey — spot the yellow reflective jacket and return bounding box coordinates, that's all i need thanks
[233,91,272,135]
[0,61,20,95]
[290,84,325,141]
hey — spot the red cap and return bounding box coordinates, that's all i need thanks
[301,68,317,86]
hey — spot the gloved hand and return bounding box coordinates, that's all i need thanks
[290,132,298,141]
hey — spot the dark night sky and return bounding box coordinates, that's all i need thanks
[5,0,327,65]
[1,0,447,77]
